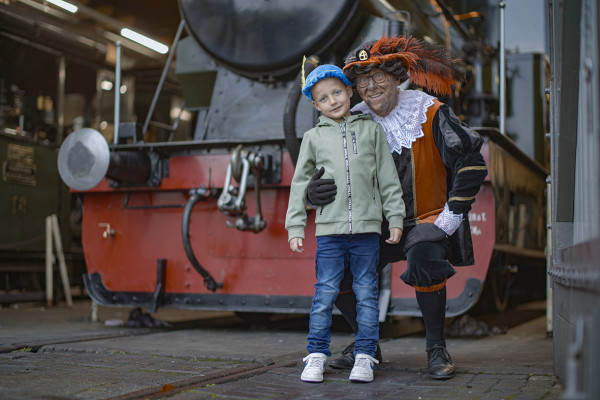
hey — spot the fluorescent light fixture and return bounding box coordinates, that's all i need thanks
[45,0,78,13]
[120,28,168,54]
[100,80,113,91]
[170,107,192,121]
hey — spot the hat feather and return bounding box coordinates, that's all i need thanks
[346,35,465,96]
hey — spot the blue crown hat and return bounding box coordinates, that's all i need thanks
[301,64,353,101]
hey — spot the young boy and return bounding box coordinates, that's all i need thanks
[285,64,405,383]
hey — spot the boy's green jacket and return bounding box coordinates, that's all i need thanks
[286,113,405,241]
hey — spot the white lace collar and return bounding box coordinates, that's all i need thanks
[352,90,435,155]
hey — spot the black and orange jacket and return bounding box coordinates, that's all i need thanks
[392,99,488,264]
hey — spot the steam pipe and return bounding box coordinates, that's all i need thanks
[114,41,121,144]
[434,0,473,41]
[142,20,186,135]
[283,55,319,167]
[499,2,506,134]
[182,188,223,292]
[57,56,65,143]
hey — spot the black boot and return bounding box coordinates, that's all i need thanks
[415,288,455,379]
[329,342,383,369]
[427,346,456,380]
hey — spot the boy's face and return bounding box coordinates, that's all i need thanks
[311,77,353,123]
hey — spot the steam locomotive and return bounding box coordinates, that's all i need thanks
[55,0,548,317]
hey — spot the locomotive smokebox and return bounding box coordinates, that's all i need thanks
[179,0,362,79]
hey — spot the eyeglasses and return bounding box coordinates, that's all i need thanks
[355,71,387,88]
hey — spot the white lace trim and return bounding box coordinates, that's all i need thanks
[351,90,435,155]
[434,203,463,236]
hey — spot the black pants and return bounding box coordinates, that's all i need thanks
[335,227,455,351]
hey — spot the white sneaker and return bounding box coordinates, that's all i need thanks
[349,353,379,383]
[301,353,328,383]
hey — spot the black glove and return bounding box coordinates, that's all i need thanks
[403,223,447,253]
[307,167,336,206]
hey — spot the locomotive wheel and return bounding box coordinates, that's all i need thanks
[474,252,517,314]
[490,267,515,313]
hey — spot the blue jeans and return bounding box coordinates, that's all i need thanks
[307,233,380,357]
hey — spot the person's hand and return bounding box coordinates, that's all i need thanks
[402,223,447,252]
[307,167,336,206]
[290,237,304,253]
[386,228,403,244]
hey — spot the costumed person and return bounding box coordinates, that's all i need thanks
[285,64,406,383]
[306,35,488,380]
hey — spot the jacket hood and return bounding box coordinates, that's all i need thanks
[315,112,372,128]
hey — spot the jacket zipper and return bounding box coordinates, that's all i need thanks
[341,121,352,234]
[372,175,376,206]
[351,131,357,154]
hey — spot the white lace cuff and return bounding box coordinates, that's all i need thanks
[434,204,463,236]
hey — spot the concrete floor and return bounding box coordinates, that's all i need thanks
[0,300,563,399]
